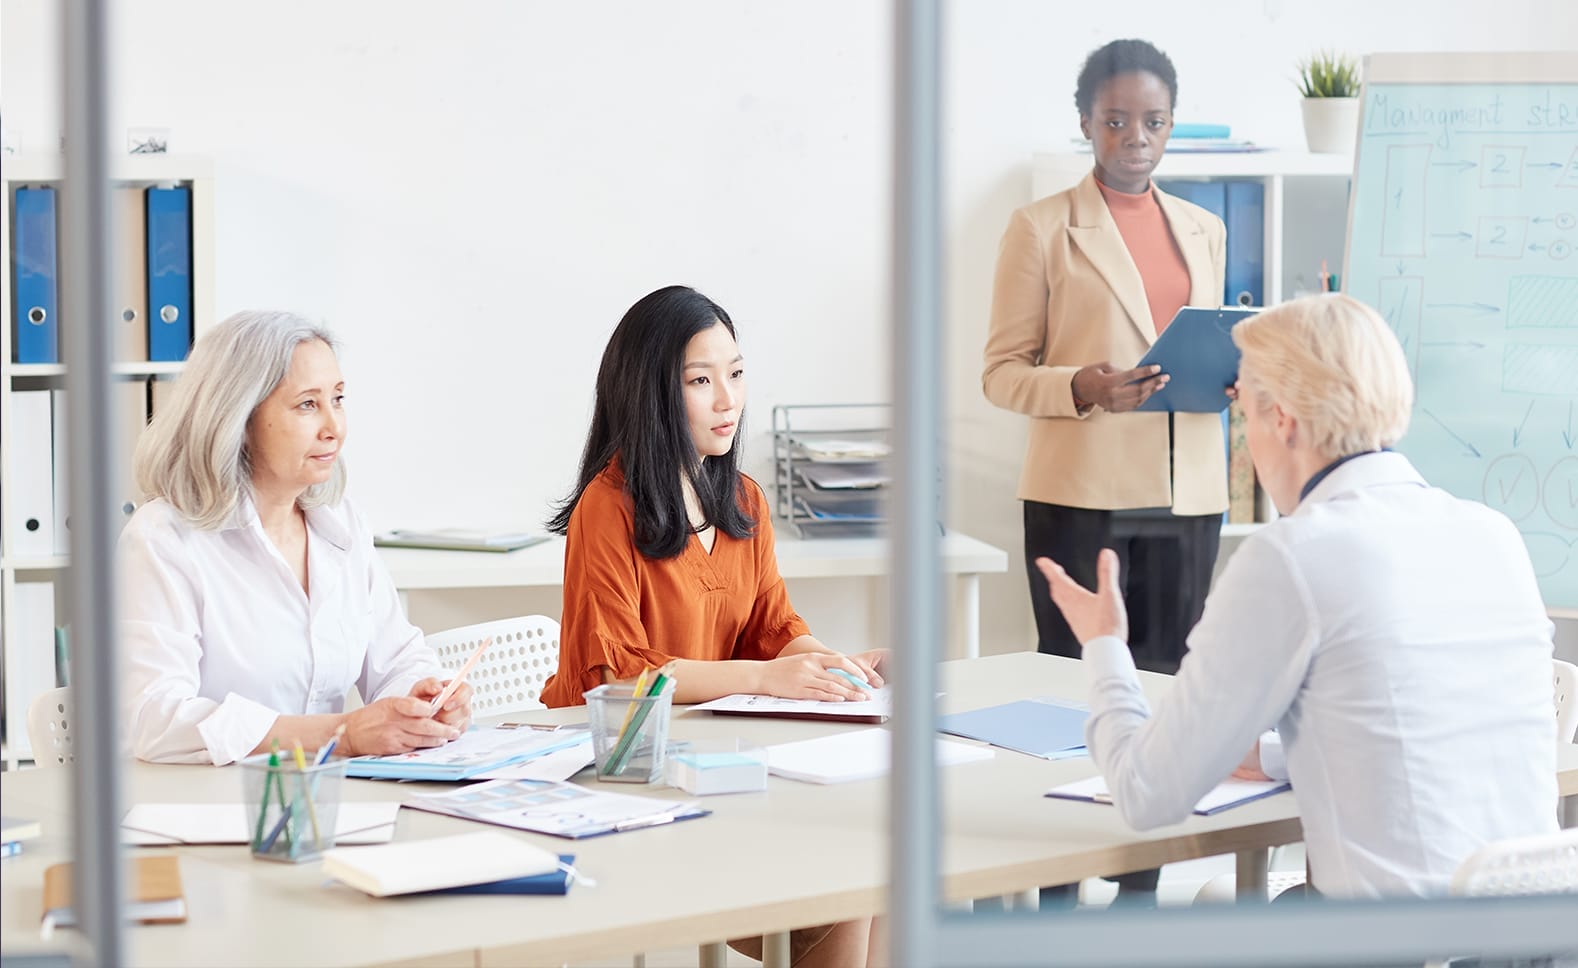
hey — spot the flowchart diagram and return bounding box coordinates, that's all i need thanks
[1347,82,1578,607]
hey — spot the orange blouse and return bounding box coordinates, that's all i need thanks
[540,462,811,707]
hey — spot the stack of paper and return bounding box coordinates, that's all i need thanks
[694,688,893,724]
[346,724,587,780]
[1045,774,1291,816]
[121,802,401,846]
[791,437,892,461]
[405,779,710,839]
[765,727,994,784]
[323,831,560,897]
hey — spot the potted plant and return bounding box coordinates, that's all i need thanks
[1297,51,1361,155]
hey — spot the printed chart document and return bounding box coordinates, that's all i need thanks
[694,687,893,724]
[121,802,401,846]
[469,740,594,781]
[1045,774,1291,816]
[323,831,560,897]
[405,779,710,839]
[346,724,587,780]
[766,727,994,784]
[936,697,1090,759]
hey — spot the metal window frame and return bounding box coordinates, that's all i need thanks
[885,3,1578,965]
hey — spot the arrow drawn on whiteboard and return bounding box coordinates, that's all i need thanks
[1431,160,1476,172]
[1530,243,1546,252]
[1513,399,1537,447]
[1431,231,1473,241]
[1425,302,1500,315]
[1423,340,1486,350]
[1526,162,1563,170]
[1394,187,1404,209]
[1565,402,1574,451]
[1422,409,1482,458]
[1396,260,1407,275]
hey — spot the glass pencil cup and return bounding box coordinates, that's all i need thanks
[240,753,347,863]
[585,682,675,783]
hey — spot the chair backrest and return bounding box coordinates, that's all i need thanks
[1450,828,1578,897]
[1555,659,1578,744]
[26,686,74,768]
[427,615,560,716]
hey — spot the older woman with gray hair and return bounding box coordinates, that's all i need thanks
[1037,293,1557,898]
[121,311,471,764]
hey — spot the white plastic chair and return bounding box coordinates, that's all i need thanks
[426,615,559,716]
[1421,828,1578,968]
[1554,658,1577,744]
[26,686,74,768]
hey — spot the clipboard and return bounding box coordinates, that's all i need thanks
[1133,307,1258,413]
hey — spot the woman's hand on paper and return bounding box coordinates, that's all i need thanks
[410,676,475,731]
[1035,549,1128,645]
[1071,362,1167,413]
[341,695,460,757]
[759,651,872,702]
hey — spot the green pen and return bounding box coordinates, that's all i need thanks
[253,750,279,849]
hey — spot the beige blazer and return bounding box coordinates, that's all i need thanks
[982,172,1229,515]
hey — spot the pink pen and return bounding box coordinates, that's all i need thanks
[428,636,492,715]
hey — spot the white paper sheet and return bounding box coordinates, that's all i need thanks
[121,802,401,845]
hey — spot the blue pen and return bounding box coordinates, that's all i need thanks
[829,668,872,692]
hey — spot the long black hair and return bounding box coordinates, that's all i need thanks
[546,285,755,558]
[1074,39,1177,116]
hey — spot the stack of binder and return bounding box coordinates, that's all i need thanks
[8,183,193,365]
[772,405,895,538]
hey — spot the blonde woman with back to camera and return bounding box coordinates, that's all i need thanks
[121,311,472,764]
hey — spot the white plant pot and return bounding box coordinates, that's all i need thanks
[1301,97,1360,155]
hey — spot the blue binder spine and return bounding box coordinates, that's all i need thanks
[1225,181,1265,307]
[145,186,193,362]
[12,187,60,363]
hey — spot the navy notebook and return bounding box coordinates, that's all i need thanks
[418,854,575,896]
[1134,307,1258,413]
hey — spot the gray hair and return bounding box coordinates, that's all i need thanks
[134,310,347,528]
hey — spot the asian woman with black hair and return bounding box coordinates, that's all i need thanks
[540,285,885,967]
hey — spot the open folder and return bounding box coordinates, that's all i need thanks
[1046,774,1290,816]
[1134,307,1259,413]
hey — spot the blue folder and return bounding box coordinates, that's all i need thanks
[12,187,59,363]
[417,854,575,896]
[1225,181,1265,307]
[936,698,1089,759]
[1134,307,1258,413]
[145,186,193,362]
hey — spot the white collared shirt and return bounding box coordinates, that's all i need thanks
[1082,451,1559,898]
[120,494,442,765]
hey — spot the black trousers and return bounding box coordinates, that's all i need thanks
[1025,500,1221,901]
[1022,501,1220,674]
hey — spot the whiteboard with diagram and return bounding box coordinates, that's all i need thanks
[1344,53,1578,610]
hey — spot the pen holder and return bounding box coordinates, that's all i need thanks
[240,754,347,863]
[585,682,675,783]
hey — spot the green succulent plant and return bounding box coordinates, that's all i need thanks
[1296,51,1361,98]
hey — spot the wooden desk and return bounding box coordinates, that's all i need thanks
[4,653,1573,967]
[378,529,1010,658]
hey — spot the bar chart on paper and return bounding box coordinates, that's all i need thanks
[1345,61,1578,608]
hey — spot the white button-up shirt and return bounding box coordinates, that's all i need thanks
[120,494,442,765]
[1082,452,1558,898]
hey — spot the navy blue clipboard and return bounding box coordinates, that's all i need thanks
[1134,307,1258,413]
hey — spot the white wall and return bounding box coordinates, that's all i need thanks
[4,0,1574,654]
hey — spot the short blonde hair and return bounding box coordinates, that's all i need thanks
[134,311,347,529]
[1232,293,1413,460]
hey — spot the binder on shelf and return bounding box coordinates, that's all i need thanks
[1225,181,1265,307]
[9,390,56,556]
[1159,179,1226,225]
[145,186,193,362]
[50,389,69,554]
[115,186,150,362]
[5,581,57,761]
[116,380,151,520]
[12,186,59,364]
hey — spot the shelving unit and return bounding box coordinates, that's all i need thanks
[771,404,892,539]
[1,153,215,769]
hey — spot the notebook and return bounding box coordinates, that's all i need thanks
[936,697,1090,759]
[416,854,576,896]
[121,802,401,846]
[765,727,994,784]
[1045,774,1292,816]
[346,724,588,780]
[42,855,186,932]
[694,688,893,725]
[323,831,560,897]
[372,529,550,553]
[405,778,710,839]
